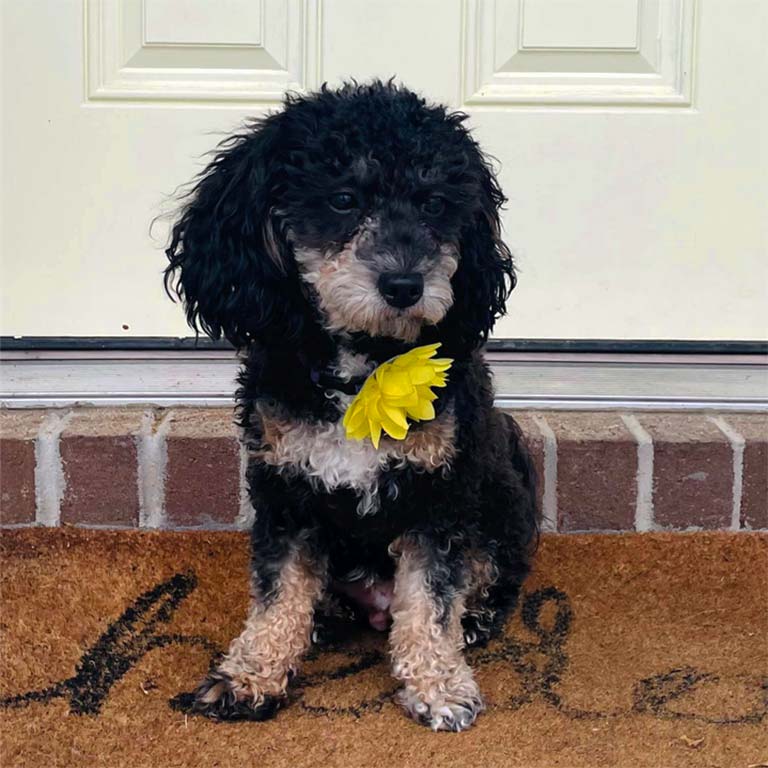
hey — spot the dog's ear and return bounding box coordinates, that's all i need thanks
[442,157,516,350]
[164,117,301,348]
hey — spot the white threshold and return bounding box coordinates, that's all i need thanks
[1,350,766,411]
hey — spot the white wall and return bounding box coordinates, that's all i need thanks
[1,0,766,341]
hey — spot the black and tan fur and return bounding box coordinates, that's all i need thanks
[164,81,537,731]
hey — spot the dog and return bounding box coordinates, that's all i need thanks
[164,81,537,732]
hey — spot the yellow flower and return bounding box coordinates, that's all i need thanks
[343,343,453,449]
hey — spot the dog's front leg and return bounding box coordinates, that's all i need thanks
[192,543,325,721]
[389,534,483,732]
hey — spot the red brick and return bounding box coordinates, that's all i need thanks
[638,414,731,530]
[165,409,240,528]
[547,413,637,532]
[506,412,546,519]
[60,409,144,527]
[722,414,768,530]
[0,411,46,525]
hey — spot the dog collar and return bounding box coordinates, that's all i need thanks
[310,367,367,396]
[342,343,453,449]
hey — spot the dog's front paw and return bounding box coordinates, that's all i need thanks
[397,680,484,732]
[190,670,283,722]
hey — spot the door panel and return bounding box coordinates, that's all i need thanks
[2,0,766,340]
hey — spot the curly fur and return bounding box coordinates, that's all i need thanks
[164,80,537,731]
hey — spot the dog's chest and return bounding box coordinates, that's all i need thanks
[256,407,455,483]
[252,350,456,505]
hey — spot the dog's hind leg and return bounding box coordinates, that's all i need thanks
[192,543,325,721]
[461,549,502,648]
[389,535,484,732]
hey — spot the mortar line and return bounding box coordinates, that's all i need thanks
[708,415,744,531]
[0,522,38,530]
[137,409,172,529]
[621,414,654,532]
[34,410,72,526]
[532,414,557,533]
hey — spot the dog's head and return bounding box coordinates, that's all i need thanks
[165,81,515,352]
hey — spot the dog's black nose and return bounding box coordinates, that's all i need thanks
[378,272,424,309]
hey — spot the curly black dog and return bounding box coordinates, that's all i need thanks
[164,81,537,731]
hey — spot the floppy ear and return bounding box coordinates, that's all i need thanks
[442,158,516,350]
[164,117,303,348]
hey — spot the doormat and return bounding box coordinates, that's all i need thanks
[1,529,766,768]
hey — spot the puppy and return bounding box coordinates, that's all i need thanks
[164,81,537,731]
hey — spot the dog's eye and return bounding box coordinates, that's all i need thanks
[421,195,445,217]
[329,192,358,213]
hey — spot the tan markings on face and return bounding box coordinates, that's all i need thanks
[199,546,325,707]
[388,537,484,731]
[294,227,458,342]
[418,244,459,327]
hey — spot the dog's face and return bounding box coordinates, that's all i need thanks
[272,101,480,341]
[289,192,459,344]
[165,82,515,350]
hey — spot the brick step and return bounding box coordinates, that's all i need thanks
[1,408,765,532]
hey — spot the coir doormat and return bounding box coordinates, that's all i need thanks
[1,529,766,768]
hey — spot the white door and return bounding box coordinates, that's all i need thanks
[2,0,766,342]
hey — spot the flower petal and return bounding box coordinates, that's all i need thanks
[381,416,408,440]
[416,385,438,402]
[406,399,435,421]
[346,423,369,441]
[372,366,385,386]
[407,365,436,385]
[410,343,442,358]
[380,370,415,397]
[380,401,409,429]
[366,392,383,422]
[391,343,441,366]
[344,402,367,431]
[368,418,383,449]
[383,390,419,408]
